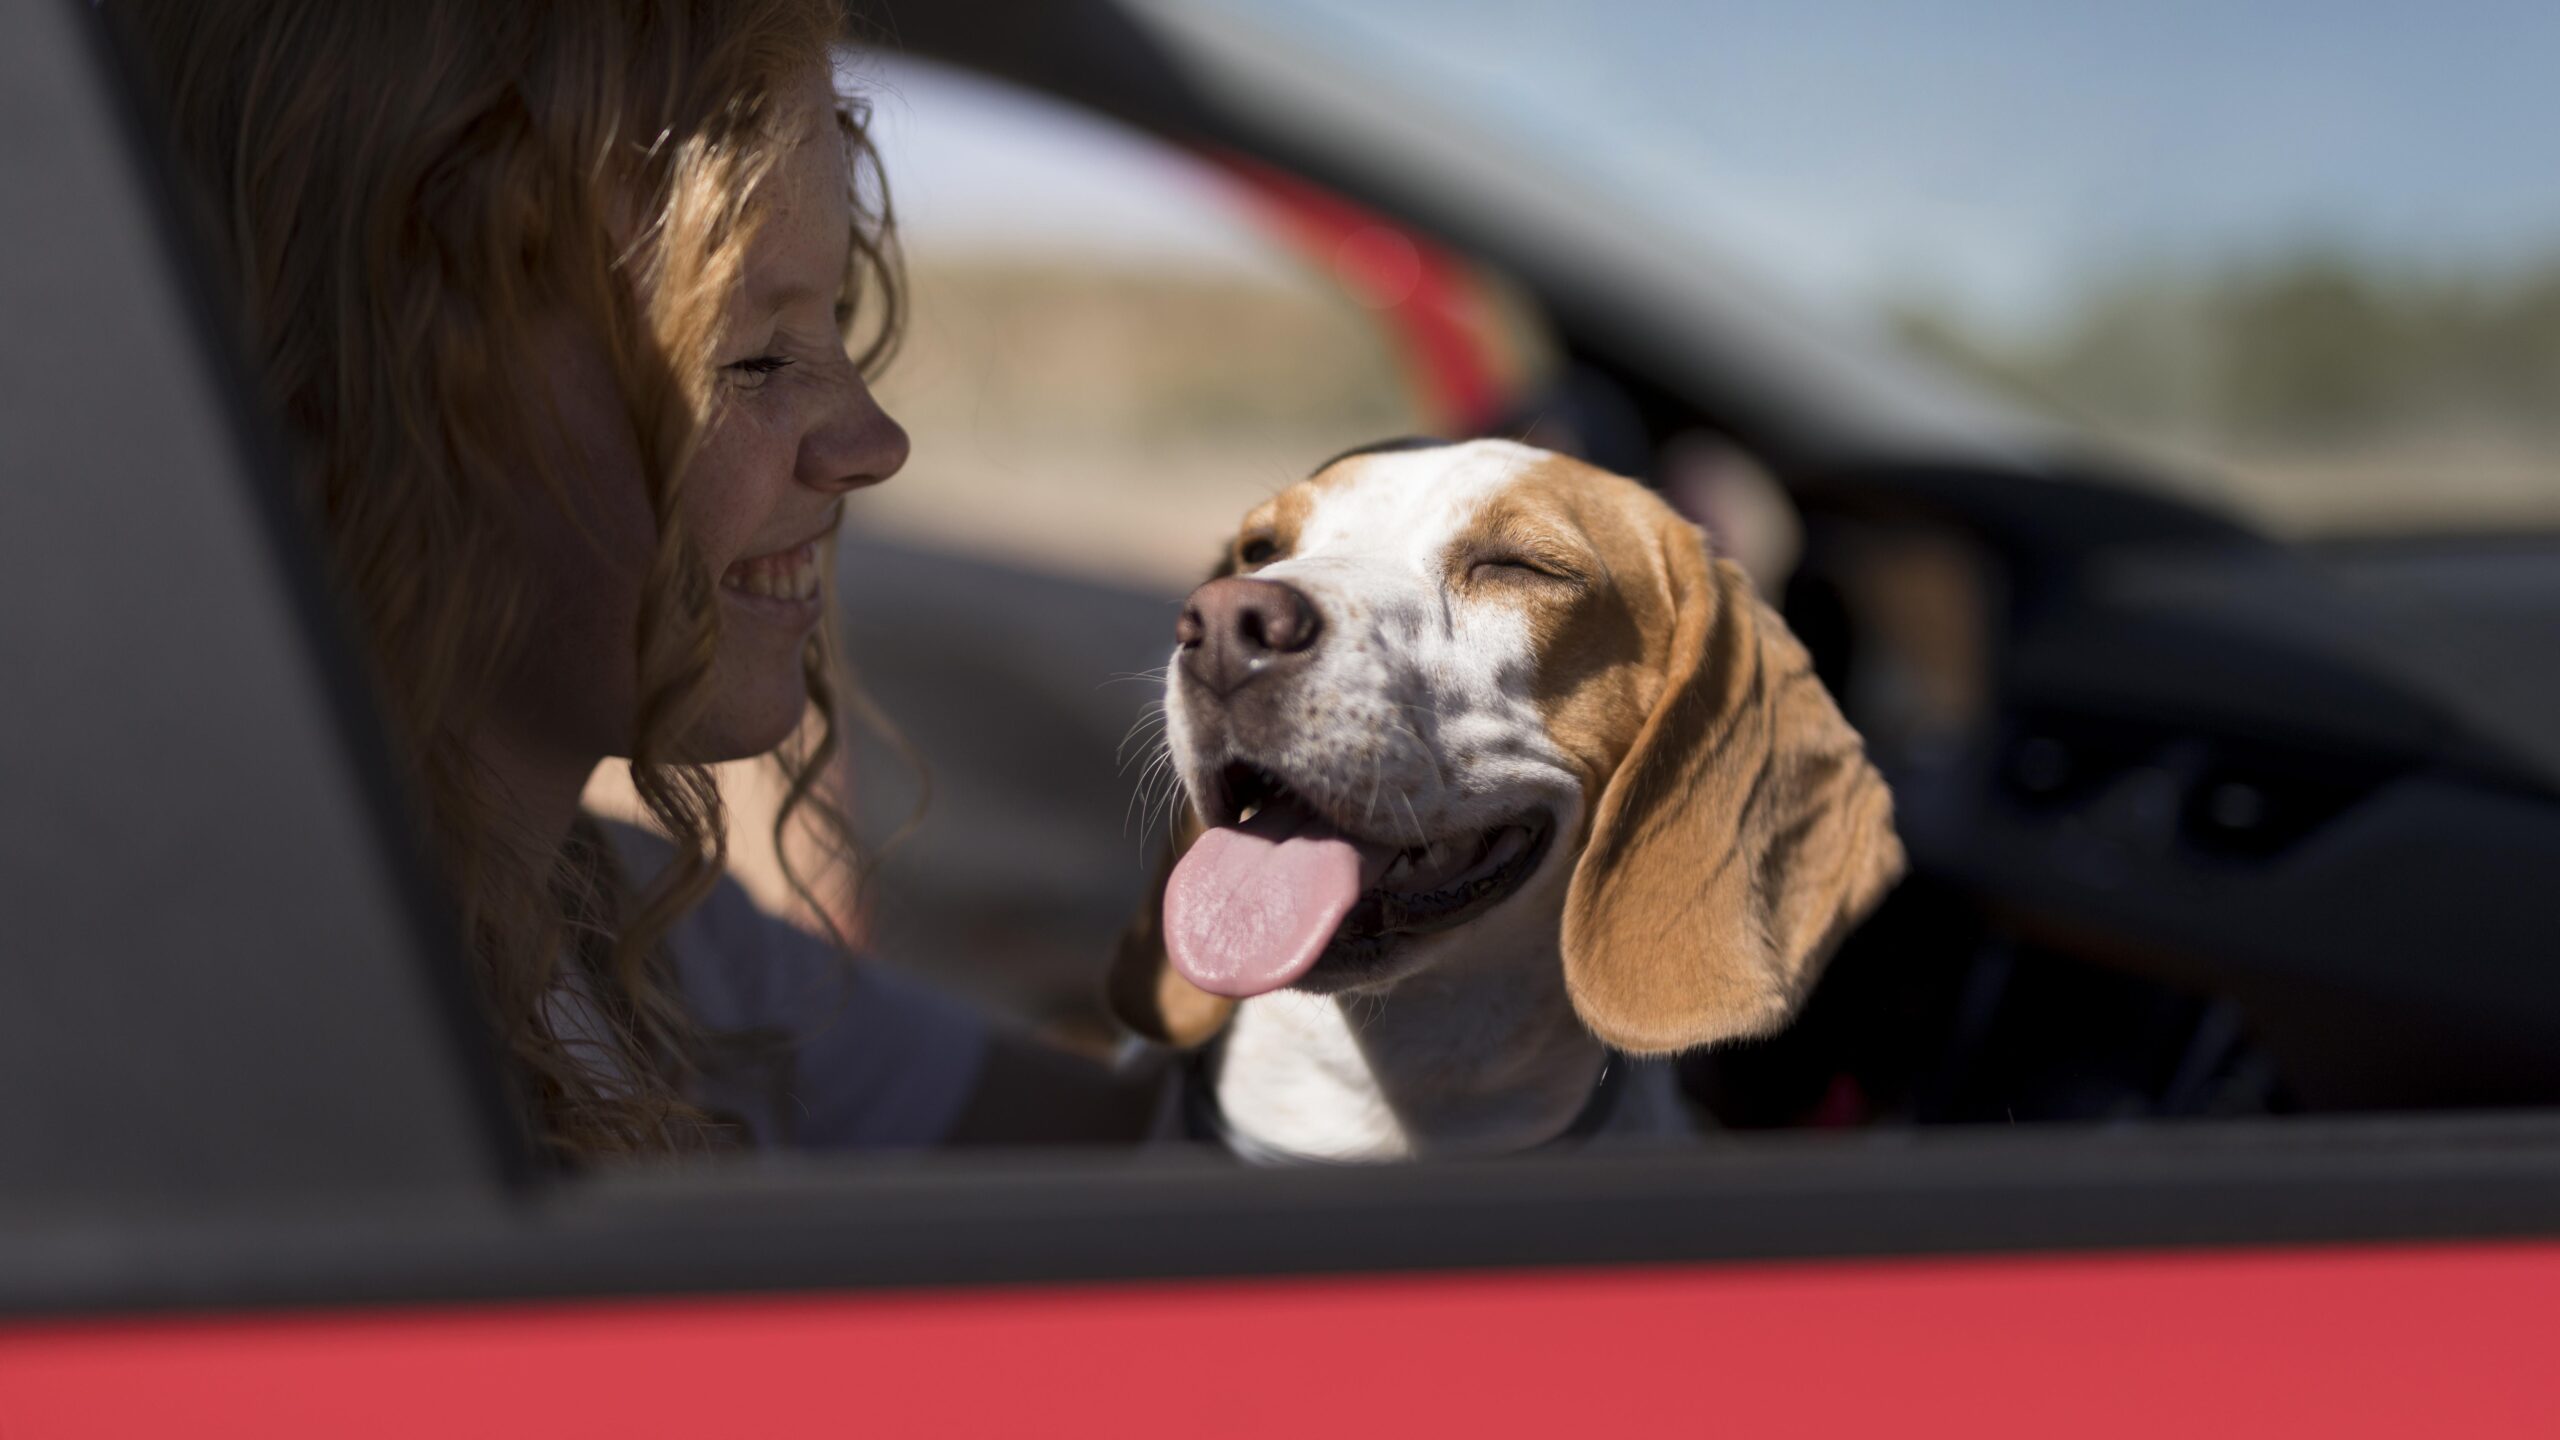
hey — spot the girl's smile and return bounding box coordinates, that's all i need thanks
[718,521,837,626]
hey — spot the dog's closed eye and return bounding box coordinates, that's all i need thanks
[1466,551,1583,588]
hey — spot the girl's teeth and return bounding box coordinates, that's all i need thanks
[723,543,824,601]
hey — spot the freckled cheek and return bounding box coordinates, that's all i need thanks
[678,413,797,565]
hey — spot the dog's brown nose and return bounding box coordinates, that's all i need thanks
[1177,576,1323,698]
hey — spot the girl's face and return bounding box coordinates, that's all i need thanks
[504,73,908,779]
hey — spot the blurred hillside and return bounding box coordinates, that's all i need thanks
[1892,252,2560,534]
[852,249,2560,582]
[855,259,1423,588]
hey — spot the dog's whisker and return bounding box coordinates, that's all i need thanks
[1381,700,1439,736]
[1373,715,1445,825]
[1344,988,1388,1028]
[1115,726,1169,775]
[1125,739,1182,838]
[1115,732,1157,775]
[1114,706,1169,770]
[1135,748,1175,811]
[1392,792,1430,850]
[1152,765,1191,846]
[1133,762,1184,859]
[1390,699,1448,741]
[1122,750,1159,836]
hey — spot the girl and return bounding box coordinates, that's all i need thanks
[118,0,1152,1157]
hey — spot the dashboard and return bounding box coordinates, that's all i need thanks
[1739,474,2560,1120]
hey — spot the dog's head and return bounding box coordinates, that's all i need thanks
[1110,439,1903,1053]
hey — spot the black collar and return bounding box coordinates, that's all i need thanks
[1180,1043,1627,1164]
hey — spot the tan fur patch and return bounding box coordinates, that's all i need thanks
[1231,454,1378,572]
[1469,455,1686,831]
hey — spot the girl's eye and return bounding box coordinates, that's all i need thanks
[1238,537,1278,565]
[724,354,795,390]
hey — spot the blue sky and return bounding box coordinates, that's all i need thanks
[1202,0,2560,330]
[856,2,2560,336]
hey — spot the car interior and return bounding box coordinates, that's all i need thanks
[8,0,2560,1316]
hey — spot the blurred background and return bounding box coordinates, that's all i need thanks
[868,0,2560,555]
[607,0,2560,1124]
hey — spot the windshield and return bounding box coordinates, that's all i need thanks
[1193,0,2560,535]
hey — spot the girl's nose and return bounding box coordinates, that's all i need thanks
[800,372,909,493]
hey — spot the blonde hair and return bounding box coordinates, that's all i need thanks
[117,0,902,1157]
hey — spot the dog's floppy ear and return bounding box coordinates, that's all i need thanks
[1560,520,1904,1054]
[1105,546,1243,1049]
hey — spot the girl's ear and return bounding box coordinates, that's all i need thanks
[1559,522,1904,1054]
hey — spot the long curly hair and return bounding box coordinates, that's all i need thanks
[116,0,902,1158]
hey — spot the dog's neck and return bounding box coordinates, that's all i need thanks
[1210,912,1606,1162]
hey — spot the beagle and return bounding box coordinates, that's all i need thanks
[1111,438,1904,1162]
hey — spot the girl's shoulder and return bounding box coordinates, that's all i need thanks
[599,818,990,1148]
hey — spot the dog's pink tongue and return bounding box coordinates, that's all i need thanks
[1166,804,1368,999]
